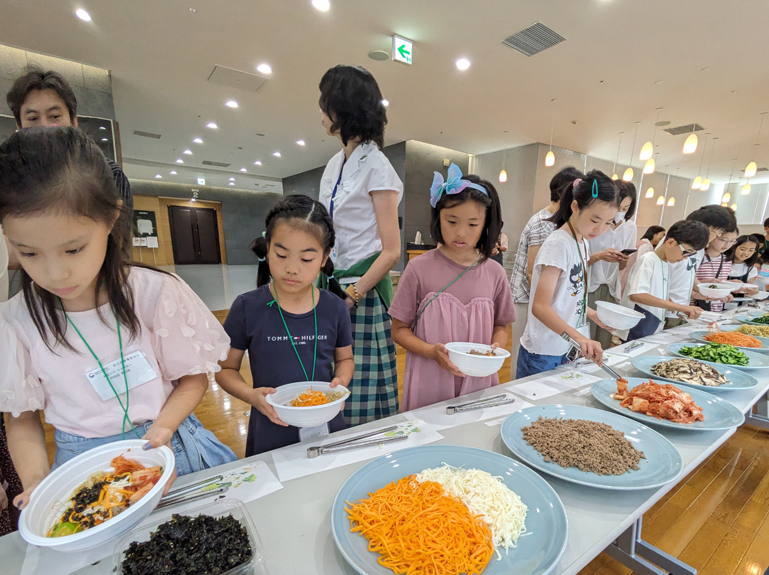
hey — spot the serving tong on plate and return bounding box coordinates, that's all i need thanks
[445,394,515,415]
[622,341,644,353]
[306,425,408,459]
[153,474,229,512]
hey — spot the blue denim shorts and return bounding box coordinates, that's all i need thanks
[52,414,237,477]
[516,345,568,379]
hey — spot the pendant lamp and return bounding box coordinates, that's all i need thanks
[656,195,664,205]
[667,197,675,207]
[499,131,508,183]
[744,113,766,178]
[623,122,640,183]
[645,187,654,199]
[700,138,717,191]
[611,132,624,181]
[639,141,653,161]
[545,99,556,168]
[683,128,698,154]
[691,133,709,190]
[722,192,731,203]
[644,158,655,174]
[742,183,752,195]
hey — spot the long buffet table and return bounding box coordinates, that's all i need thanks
[2,313,769,575]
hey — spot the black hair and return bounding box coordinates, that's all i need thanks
[764,218,769,228]
[6,66,78,126]
[548,169,617,228]
[319,65,387,149]
[665,220,710,251]
[0,127,151,351]
[549,166,584,203]
[724,234,762,266]
[249,195,347,300]
[615,180,637,220]
[641,225,666,242]
[686,205,737,233]
[429,174,502,261]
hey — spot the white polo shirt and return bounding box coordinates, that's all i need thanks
[319,141,403,273]
[0,226,8,303]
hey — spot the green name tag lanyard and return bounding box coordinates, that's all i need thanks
[64,306,140,439]
[268,285,318,381]
[566,220,589,329]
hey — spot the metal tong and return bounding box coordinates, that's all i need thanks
[307,425,408,459]
[153,474,229,512]
[445,394,515,415]
[599,363,626,382]
[622,341,644,353]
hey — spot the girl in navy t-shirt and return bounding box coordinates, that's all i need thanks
[217,195,354,456]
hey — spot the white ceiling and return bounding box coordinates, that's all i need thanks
[2,0,769,187]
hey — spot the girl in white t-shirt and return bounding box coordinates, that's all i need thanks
[517,171,618,379]
[726,235,761,284]
[0,128,236,511]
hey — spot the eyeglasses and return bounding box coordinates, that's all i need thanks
[718,237,738,247]
[678,243,696,257]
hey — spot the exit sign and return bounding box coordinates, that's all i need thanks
[392,35,412,65]
[197,177,206,186]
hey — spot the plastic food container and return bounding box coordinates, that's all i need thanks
[265,381,349,427]
[19,440,175,553]
[444,342,510,377]
[750,291,769,301]
[596,301,644,330]
[698,283,734,298]
[114,498,264,575]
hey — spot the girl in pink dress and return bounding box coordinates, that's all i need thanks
[0,128,236,511]
[390,164,515,411]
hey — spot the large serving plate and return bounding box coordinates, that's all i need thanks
[631,355,758,392]
[500,405,682,491]
[734,314,769,326]
[332,445,568,575]
[689,330,769,353]
[668,342,769,370]
[591,377,745,431]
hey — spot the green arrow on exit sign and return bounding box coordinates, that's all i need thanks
[393,35,412,65]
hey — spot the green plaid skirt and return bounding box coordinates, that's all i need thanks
[343,290,399,426]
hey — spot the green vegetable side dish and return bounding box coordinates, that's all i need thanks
[679,343,749,366]
[750,315,769,325]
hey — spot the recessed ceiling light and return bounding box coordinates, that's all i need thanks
[75,8,92,21]
[170,170,177,175]
[296,140,306,146]
[183,149,192,155]
[456,58,471,71]
[229,177,235,181]
[155,174,162,179]
[225,100,238,108]
[229,182,235,186]
[273,151,281,157]
[240,168,247,172]
[101,138,108,141]
[206,122,218,129]
[254,160,262,165]
[99,126,106,130]
[188,7,196,12]
[312,0,330,11]
[256,64,272,75]
[368,50,389,61]
[381,99,389,107]
[193,138,203,144]
[176,159,184,164]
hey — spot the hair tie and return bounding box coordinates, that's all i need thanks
[572,178,582,189]
[257,256,266,262]
[262,231,267,238]
[591,180,599,198]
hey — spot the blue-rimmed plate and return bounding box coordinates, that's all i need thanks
[500,405,682,490]
[631,356,758,391]
[734,314,769,325]
[688,330,769,353]
[706,324,769,349]
[668,342,769,370]
[591,377,745,431]
[332,445,568,575]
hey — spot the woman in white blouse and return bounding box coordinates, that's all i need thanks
[318,65,403,426]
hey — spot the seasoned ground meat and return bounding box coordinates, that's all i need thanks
[521,416,646,476]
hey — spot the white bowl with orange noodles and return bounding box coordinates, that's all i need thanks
[19,439,175,553]
[444,342,511,377]
[266,381,350,427]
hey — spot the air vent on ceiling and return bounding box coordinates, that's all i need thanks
[207,65,268,93]
[742,166,769,173]
[663,123,705,136]
[501,22,565,57]
[201,160,231,167]
[133,130,161,139]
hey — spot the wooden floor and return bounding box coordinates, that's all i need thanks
[40,314,769,575]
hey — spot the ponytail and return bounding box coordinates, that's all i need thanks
[320,258,348,300]
[548,169,617,228]
[249,236,271,288]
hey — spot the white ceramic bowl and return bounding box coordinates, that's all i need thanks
[596,301,644,330]
[19,440,175,553]
[750,291,769,301]
[266,381,350,428]
[444,342,510,377]
[698,283,733,298]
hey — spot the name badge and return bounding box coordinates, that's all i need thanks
[86,351,159,402]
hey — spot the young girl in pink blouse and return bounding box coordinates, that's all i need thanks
[0,128,236,511]
[390,164,515,411]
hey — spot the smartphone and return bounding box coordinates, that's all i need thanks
[621,248,637,255]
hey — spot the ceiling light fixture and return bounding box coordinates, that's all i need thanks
[240,168,247,172]
[312,0,330,11]
[183,149,192,155]
[225,100,238,108]
[623,122,640,181]
[645,187,654,199]
[701,137,717,191]
[644,154,656,175]
[229,182,235,186]
[256,64,272,75]
[722,192,731,203]
[229,177,235,181]
[731,204,738,211]
[742,183,752,195]
[656,195,664,205]
[176,159,184,164]
[545,99,556,168]
[667,197,675,207]
[499,131,508,183]
[273,151,281,157]
[193,138,203,144]
[611,131,624,180]
[254,160,262,165]
[456,58,471,71]
[683,126,698,154]
[691,133,709,189]
[381,99,389,107]
[296,140,306,146]
[206,122,218,129]
[75,8,92,21]
[170,170,177,175]
[155,174,162,179]
[99,126,106,130]
[101,138,108,142]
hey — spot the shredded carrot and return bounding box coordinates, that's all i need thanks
[290,388,330,407]
[704,332,762,348]
[345,475,494,575]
